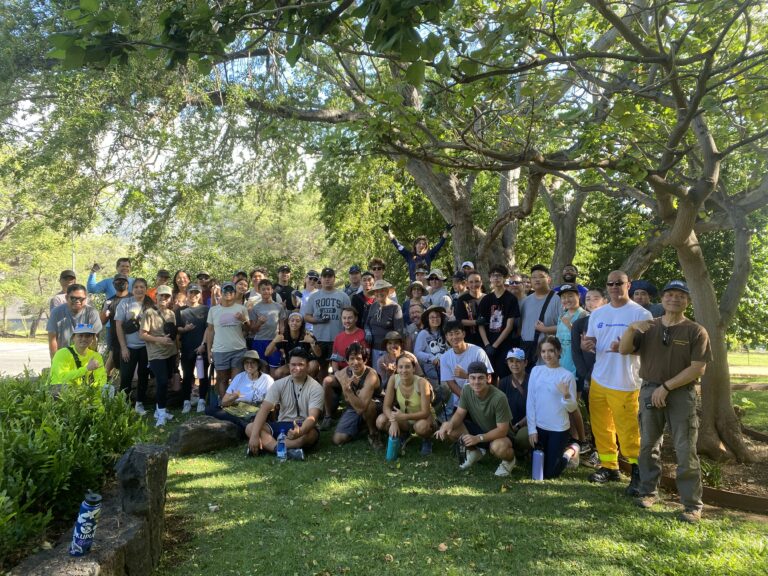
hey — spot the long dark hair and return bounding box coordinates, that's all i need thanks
[172,269,190,295]
[282,314,307,342]
[132,278,156,311]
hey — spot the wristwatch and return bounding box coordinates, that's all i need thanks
[479,434,485,442]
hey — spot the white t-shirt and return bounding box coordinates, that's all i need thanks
[439,343,493,408]
[586,300,652,391]
[226,371,274,404]
[526,365,577,433]
[207,303,248,353]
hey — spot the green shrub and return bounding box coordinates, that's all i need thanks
[0,377,147,567]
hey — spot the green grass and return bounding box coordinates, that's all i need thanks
[151,415,768,576]
[728,351,768,367]
[732,391,768,433]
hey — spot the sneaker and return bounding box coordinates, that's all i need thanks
[134,402,147,416]
[420,439,433,456]
[586,450,601,468]
[494,457,516,477]
[459,448,485,470]
[678,508,702,523]
[625,464,641,496]
[196,399,206,413]
[319,416,333,431]
[182,400,192,414]
[634,495,657,509]
[368,433,384,450]
[287,448,305,461]
[579,441,592,454]
[155,412,169,427]
[588,467,622,483]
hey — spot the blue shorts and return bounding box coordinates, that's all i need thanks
[251,339,282,368]
[268,420,320,447]
[212,349,247,370]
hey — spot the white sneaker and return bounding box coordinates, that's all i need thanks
[494,457,516,477]
[156,411,168,427]
[459,448,485,470]
[196,399,206,413]
[135,402,147,416]
[182,400,192,414]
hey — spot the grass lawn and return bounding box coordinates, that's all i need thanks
[149,415,767,576]
[732,390,768,433]
[728,351,768,367]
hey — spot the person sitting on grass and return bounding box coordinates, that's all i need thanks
[207,350,274,437]
[377,354,437,456]
[527,336,580,479]
[434,361,517,477]
[49,323,106,388]
[245,348,323,460]
[330,343,382,449]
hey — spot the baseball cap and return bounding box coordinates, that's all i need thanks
[187,283,201,293]
[59,269,76,280]
[506,348,526,361]
[452,271,467,281]
[196,271,210,279]
[156,285,173,296]
[278,265,291,273]
[222,281,236,291]
[662,280,690,294]
[73,323,99,335]
[321,267,335,277]
[157,269,171,278]
[558,283,579,295]
[349,264,362,274]
[461,261,474,269]
[306,270,320,279]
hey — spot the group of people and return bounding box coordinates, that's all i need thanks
[46,227,710,522]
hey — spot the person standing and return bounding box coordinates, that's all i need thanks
[206,281,250,397]
[344,265,363,297]
[582,270,652,493]
[519,265,562,367]
[87,258,134,298]
[274,265,296,310]
[146,269,171,302]
[554,264,588,305]
[50,269,77,311]
[381,224,453,281]
[176,283,211,413]
[477,265,520,378]
[115,278,153,414]
[619,280,711,523]
[139,285,177,427]
[351,271,376,329]
[100,274,130,373]
[454,271,485,347]
[47,284,102,358]
[250,279,287,371]
[304,267,351,373]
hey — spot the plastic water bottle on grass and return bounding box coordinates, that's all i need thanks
[276,432,287,462]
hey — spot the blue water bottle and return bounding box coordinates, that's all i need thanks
[532,448,545,481]
[276,432,287,462]
[386,436,400,461]
[69,491,102,556]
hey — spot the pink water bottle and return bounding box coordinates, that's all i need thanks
[532,449,544,480]
[195,355,205,379]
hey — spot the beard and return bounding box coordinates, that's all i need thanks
[563,273,577,283]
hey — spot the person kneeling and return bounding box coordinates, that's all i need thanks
[331,343,382,449]
[207,350,273,437]
[245,348,323,459]
[377,354,437,456]
[434,361,516,477]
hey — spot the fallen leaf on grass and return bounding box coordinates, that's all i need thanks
[438,543,448,552]
[384,553,394,562]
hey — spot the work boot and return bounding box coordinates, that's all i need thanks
[625,463,641,496]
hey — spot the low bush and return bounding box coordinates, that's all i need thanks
[0,376,147,568]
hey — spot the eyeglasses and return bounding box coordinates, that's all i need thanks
[69,296,86,303]
[371,266,384,271]
[606,281,626,287]
[508,280,522,285]
[662,326,671,346]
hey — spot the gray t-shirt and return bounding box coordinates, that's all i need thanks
[265,376,324,421]
[519,292,563,342]
[249,301,286,340]
[305,289,351,342]
[114,297,146,349]
[46,304,102,349]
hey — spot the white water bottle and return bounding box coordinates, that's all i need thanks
[195,355,205,379]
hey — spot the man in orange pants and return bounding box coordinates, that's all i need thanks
[581,270,652,495]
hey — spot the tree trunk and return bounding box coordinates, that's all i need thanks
[29,307,45,338]
[497,170,519,269]
[675,231,754,462]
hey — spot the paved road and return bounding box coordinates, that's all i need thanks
[0,341,51,376]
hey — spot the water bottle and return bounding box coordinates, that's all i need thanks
[195,354,205,379]
[386,436,400,461]
[276,432,287,462]
[532,448,545,481]
[68,491,102,556]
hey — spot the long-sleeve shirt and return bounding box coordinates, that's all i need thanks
[87,272,134,299]
[390,235,446,281]
[526,365,577,433]
[49,347,107,387]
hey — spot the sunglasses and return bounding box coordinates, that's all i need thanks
[222,287,236,294]
[69,296,86,303]
[371,266,384,271]
[158,294,172,299]
[662,326,671,346]
[508,281,522,285]
[606,281,626,287]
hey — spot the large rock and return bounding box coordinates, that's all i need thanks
[166,415,242,455]
[10,444,169,576]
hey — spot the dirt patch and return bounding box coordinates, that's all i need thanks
[156,510,195,570]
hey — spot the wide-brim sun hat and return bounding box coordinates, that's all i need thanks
[367,279,395,297]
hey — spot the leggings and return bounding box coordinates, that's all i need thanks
[120,346,149,403]
[180,354,211,402]
[536,427,571,479]
[204,405,254,438]
[148,355,176,410]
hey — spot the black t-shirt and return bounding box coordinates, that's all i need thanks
[176,304,210,358]
[454,292,483,346]
[275,283,296,311]
[478,290,520,349]
[351,292,374,329]
[498,373,529,424]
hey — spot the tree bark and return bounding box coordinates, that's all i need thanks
[29,307,45,338]
[497,170,519,269]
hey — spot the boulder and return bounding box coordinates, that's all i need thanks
[166,416,242,455]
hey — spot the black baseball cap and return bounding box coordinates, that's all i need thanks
[157,269,171,278]
[321,267,335,277]
[278,265,291,273]
[349,264,362,274]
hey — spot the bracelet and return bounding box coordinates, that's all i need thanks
[662,382,671,392]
